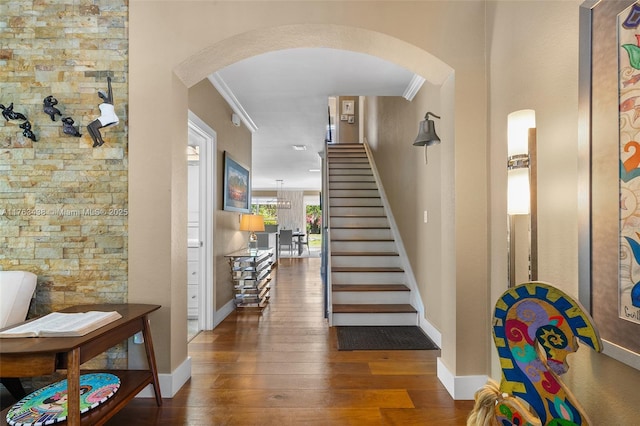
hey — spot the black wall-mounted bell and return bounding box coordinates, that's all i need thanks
[413,112,441,147]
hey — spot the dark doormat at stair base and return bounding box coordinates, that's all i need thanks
[336,326,438,351]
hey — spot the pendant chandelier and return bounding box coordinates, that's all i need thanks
[276,179,291,209]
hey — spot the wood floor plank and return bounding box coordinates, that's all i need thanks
[105,257,475,425]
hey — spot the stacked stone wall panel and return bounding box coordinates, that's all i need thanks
[1,0,129,371]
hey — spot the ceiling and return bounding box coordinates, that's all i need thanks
[210,47,420,192]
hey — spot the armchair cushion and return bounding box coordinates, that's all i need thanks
[0,271,37,328]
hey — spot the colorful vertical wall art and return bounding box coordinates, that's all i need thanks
[618,2,640,325]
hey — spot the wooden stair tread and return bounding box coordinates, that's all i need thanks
[331,226,389,229]
[333,284,409,292]
[330,162,369,164]
[330,214,386,217]
[332,266,404,273]
[331,251,399,256]
[329,196,380,199]
[332,304,417,313]
[331,238,394,242]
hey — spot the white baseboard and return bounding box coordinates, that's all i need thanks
[602,339,640,370]
[419,317,441,348]
[214,300,235,328]
[437,357,487,400]
[136,355,192,399]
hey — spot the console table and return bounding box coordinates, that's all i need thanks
[0,303,162,425]
[225,249,272,310]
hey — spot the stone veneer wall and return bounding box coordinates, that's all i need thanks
[0,0,128,368]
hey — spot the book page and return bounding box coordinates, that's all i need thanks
[39,311,122,336]
[0,311,122,338]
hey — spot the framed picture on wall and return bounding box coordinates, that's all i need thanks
[580,0,640,360]
[341,100,354,115]
[223,152,251,213]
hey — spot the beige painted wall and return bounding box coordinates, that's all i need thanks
[486,0,583,376]
[337,96,359,143]
[365,92,446,331]
[188,79,252,311]
[129,0,487,380]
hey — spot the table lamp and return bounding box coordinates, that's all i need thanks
[239,214,265,252]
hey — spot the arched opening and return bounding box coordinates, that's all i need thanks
[129,21,458,396]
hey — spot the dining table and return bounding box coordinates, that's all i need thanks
[292,231,306,255]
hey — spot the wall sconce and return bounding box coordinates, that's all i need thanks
[239,214,265,252]
[507,109,537,287]
[413,112,441,163]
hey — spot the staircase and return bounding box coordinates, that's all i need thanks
[327,144,419,326]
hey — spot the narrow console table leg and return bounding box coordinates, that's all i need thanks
[67,347,81,425]
[142,315,162,406]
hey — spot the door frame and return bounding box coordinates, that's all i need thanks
[188,110,216,330]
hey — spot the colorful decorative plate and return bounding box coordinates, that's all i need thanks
[6,373,120,426]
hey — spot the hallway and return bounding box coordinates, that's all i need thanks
[108,257,474,425]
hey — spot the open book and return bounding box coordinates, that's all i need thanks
[0,310,122,338]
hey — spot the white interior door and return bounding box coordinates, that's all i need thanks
[187,112,216,335]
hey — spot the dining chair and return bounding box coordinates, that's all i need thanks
[279,229,294,256]
[299,234,310,254]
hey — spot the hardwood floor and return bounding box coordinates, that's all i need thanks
[107,257,474,425]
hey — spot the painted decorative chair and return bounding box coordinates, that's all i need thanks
[0,271,38,399]
[467,282,603,426]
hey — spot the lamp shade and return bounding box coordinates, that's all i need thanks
[507,109,535,157]
[239,214,265,232]
[507,168,530,215]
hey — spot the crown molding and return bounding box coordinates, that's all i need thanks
[402,73,426,101]
[207,73,258,133]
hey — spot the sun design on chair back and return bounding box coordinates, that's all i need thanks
[469,282,602,426]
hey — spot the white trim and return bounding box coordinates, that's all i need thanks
[214,299,236,328]
[136,356,192,399]
[602,339,640,370]
[419,316,441,348]
[437,358,487,401]
[188,111,216,331]
[402,74,426,101]
[207,73,258,133]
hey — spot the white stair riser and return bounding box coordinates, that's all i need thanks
[327,157,368,162]
[331,228,392,240]
[329,175,375,182]
[329,197,382,207]
[330,189,379,198]
[329,182,378,190]
[331,216,389,228]
[331,271,405,284]
[331,256,401,268]
[330,240,397,252]
[329,163,371,170]
[330,206,385,216]
[329,197,382,208]
[332,313,417,326]
[332,291,410,304]
[329,168,372,175]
